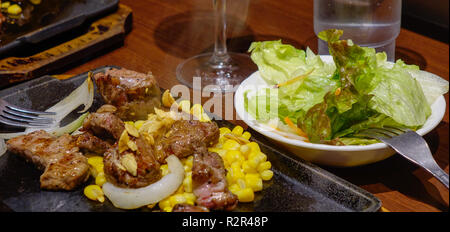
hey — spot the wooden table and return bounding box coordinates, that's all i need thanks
[62,0,449,212]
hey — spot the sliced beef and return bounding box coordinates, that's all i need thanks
[172,204,210,212]
[154,120,220,163]
[93,68,161,121]
[75,132,112,155]
[103,136,161,188]
[6,130,90,190]
[192,152,238,211]
[81,111,125,140]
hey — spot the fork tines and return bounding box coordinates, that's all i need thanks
[354,126,410,139]
[0,99,56,128]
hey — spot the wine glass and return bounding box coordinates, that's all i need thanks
[176,0,255,93]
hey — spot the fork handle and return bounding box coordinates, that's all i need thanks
[428,166,449,189]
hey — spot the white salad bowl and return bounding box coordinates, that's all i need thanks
[234,56,447,167]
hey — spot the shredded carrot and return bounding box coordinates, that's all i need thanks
[275,69,315,88]
[284,117,308,138]
[334,87,341,96]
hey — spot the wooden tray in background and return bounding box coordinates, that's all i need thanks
[0,4,132,89]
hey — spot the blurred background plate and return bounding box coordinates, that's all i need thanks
[0,0,119,55]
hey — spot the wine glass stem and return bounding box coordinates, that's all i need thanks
[210,0,231,67]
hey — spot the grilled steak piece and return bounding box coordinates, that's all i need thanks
[192,151,238,211]
[154,120,220,163]
[75,132,112,155]
[81,111,125,140]
[103,136,161,188]
[93,68,161,121]
[6,130,90,190]
[172,204,210,212]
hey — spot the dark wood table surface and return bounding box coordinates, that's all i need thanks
[60,0,448,212]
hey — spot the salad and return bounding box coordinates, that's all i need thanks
[244,29,449,145]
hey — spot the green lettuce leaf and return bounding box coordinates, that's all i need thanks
[319,29,431,127]
[246,41,337,125]
[248,40,306,85]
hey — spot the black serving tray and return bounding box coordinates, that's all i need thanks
[0,66,381,212]
[0,0,119,55]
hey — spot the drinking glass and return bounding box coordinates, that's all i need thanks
[176,0,255,92]
[314,0,402,61]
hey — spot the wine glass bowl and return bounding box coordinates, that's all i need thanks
[176,52,255,92]
[176,0,256,92]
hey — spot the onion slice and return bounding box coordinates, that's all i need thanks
[102,155,185,210]
[0,75,94,140]
[0,139,6,157]
[31,73,94,129]
[49,113,89,137]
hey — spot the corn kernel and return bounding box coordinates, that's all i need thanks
[247,156,260,169]
[94,163,104,174]
[245,173,263,192]
[230,162,245,180]
[163,207,173,212]
[183,172,193,192]
[249,151,267,164]
[183,193,196,205]
[231,126,244,136]
[257,161,272,173]
[219,127,231,135]
[7,4,22,15]
[176,185,184,194]
[223,139,240,151]
[88,156,103,167]
[190,104,205,121]
[160,164,169,176]
[84,185,105,202]
[260,170,274,181]
[226,151,245,167]
[90,166,98,178]
[239,145,251,158]
[237,178,246,189]
[236,188,254,202]
[1,2,11,9]
[248,142,261,153]
[95,172,107,186]
[226,171,234,185]
[209,148,227,157]
[170,194,187,206]
[242,131,251,140]
[185,156,193,169]
[158,198,171,210]
[242,161,257,173]
[229,183,240,195]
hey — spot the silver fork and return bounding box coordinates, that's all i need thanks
[355,126,449,189]
[0,99,56,128]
